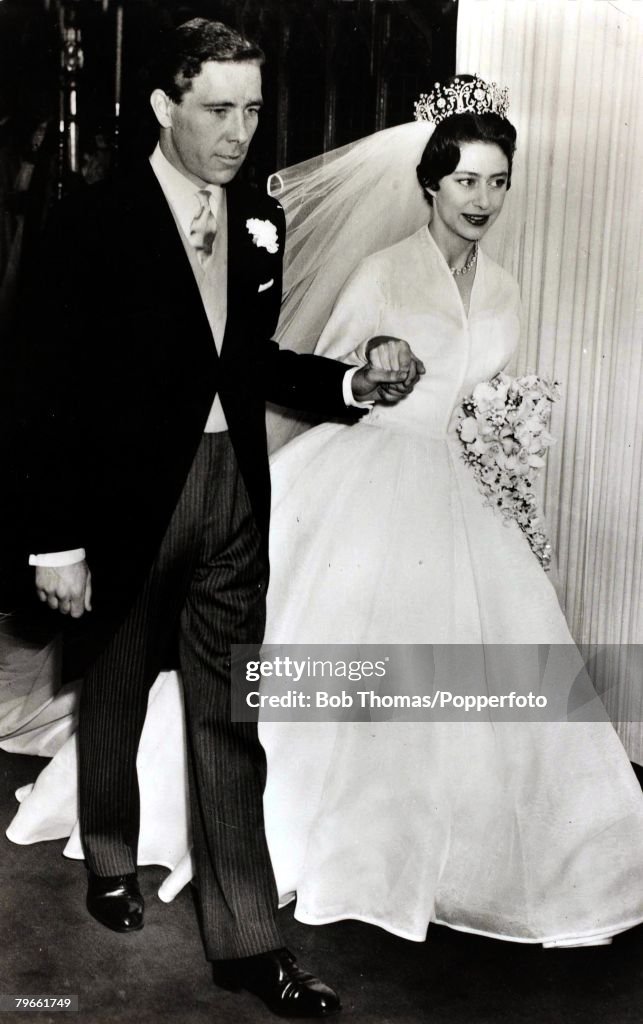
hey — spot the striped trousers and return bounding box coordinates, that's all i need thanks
[78,432,282,959]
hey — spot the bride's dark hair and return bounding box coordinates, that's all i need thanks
[417,111,517,207]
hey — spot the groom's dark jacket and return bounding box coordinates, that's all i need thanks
[2,160,350,664]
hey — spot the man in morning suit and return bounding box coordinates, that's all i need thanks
[16,18,422,1018]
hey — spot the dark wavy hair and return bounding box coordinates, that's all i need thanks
[417,109,517,207]
[152,18,265,103]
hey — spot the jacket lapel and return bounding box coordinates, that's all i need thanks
[220,181,250,364]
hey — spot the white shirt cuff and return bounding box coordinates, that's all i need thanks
[29,548,86,567]
[343,366,374,409]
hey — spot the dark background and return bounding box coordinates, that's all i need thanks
[0,0,457,188]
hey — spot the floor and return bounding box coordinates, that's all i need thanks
[2,750,643,1024]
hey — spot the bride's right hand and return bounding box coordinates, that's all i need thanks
[365,337,425,400]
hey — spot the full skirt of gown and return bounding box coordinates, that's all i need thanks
[257,412,643,946]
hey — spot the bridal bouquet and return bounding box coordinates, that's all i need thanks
[456,373,560,570]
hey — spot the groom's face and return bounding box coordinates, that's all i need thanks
[153,60,263,187]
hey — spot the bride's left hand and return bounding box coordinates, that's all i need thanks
[352,337,426,403]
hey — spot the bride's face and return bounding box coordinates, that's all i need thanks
[428,141,509,245]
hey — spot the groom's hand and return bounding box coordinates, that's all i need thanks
[35,560,92,618]
[351,337,425,404]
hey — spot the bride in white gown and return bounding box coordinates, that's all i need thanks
[6,77,643,948]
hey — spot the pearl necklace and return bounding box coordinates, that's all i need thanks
[450,242,478,277]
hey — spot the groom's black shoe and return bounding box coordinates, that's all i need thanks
[212,948,341,1017]
[86,871,144,933]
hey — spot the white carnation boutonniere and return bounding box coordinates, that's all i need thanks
[246,218,279,254]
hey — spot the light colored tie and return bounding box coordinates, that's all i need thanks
[189,189,217,266]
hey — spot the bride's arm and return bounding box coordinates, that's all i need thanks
[313,259,386,364]
[315,258,424,397]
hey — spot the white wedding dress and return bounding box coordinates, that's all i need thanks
[6,228,643,947]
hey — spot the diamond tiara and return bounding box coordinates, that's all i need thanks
[414,75,510,126]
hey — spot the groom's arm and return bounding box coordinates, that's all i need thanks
[13,192,96,553]
[260,339,424,413]
[11,189,104,616]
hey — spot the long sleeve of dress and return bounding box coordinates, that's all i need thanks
[314,259,387,364]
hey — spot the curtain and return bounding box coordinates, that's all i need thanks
[457,0,643,759]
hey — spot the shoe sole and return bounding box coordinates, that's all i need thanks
[87,905,144,933]
[244,989,342,1018]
